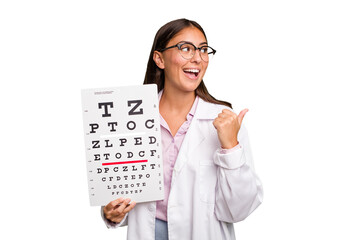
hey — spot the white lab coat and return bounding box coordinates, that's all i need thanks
[101,97,263,240]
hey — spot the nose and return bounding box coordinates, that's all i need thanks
[190,48,202,63]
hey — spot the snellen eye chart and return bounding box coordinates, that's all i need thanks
[81,84,164,206]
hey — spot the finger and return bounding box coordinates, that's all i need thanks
[105,197,124,211]
[220,109,235,116]
[237,109,249,124]
[222,109,233,114]
[116,198,131,213]
[217,112,227,119]
[112,197,125,207]
[213,118,224,129]
[123,201,137,214]
[222,109,238,119]
[213,118,219,128]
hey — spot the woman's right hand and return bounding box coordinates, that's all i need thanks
[103,198,136,223]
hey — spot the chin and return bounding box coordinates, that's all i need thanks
[181,81,202,93]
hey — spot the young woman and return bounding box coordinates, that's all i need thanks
[102,18,263,240]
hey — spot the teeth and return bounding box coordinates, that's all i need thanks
[184,69,199,73]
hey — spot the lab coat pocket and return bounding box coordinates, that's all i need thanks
[199,161,217,204]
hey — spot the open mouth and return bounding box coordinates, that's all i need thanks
[183,68,200,78]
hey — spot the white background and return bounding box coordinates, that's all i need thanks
[1,0,359,239]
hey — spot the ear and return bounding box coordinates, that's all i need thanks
[153,51,165,69]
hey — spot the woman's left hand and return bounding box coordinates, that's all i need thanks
[213,109,248,149]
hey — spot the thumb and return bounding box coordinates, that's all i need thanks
[237,108,249,125]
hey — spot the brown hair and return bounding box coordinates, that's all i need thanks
[143,18,232,108]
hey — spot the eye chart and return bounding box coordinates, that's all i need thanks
[81,84,164,206]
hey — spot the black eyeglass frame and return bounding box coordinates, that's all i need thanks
[158,41,216,61]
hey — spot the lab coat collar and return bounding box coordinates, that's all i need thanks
[194,97,228,120]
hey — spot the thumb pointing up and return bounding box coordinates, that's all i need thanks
[238,108,249,127]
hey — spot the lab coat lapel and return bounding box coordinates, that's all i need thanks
[173,98,220,173]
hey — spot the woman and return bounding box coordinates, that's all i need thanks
[102,18,263,240]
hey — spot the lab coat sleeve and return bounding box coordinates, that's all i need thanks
[100,206,128,229]
[213,126,263,223]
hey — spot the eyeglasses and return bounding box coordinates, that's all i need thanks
[159,41,216,62]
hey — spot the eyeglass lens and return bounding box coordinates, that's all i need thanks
[179,43,213,62]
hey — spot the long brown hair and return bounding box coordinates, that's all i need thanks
[143,18,232,108]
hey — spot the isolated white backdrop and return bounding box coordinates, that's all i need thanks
[1,0,359,239]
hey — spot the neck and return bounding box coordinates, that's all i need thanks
[160,87,196,115]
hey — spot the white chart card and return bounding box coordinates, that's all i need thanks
[81,84,164,206]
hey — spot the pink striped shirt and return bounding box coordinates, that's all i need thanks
[156,92,199,221]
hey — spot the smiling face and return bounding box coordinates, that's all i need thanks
[153,26,209,95]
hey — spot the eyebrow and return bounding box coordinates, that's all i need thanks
[179,41,208,46]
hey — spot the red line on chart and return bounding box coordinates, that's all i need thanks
[102,160,148,166]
